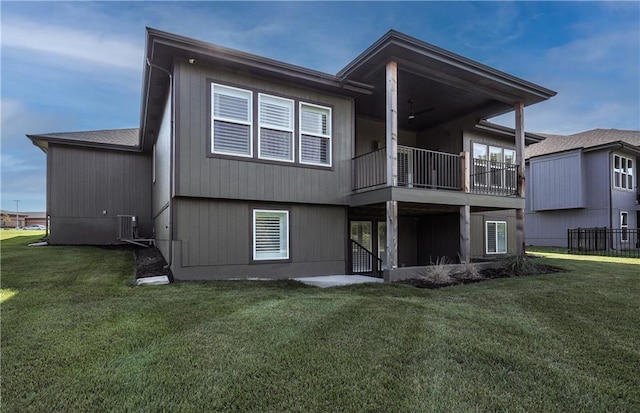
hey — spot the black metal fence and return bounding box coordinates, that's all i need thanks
[568,227,640,258]
[349,239,383,278]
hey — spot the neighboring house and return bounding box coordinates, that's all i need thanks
[23,212,48,228]
[27,29,555,281]
[525,129,640,247]
[1,210,29,228]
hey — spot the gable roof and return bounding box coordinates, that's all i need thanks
[525,129,640,159]
[27,128,140,152]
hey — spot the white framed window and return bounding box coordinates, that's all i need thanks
[613,154,634,190]
[258,94,294,162]
[621,211,629,242]
[486,221,507,254]
[211,83,253,157]
[253,209,289,260]
[473,143,489,187]
[299,102,331,166]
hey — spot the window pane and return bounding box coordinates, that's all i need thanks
[497,222,507,253]
[260,129,293,160]
[259,95,293,129]
[614,155,620,170]
[504,149,516,165]
[615,171,621,188]
[254,211,288,260]
[487,222,497,253]
[214,87,251,122]
[301,106,329,135]
[301,135,330,165]
[213,121,251,155]
[621,212,628,226]
[489,146,502,163]
[473,143,487,160]
[628,175,634,190]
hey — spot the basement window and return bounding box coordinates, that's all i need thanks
[253,209,289,260]
[486,221,507,254]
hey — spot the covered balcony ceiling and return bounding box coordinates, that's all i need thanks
[354,68,513,131]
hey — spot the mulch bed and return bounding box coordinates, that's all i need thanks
[134,246,173,281]
[396,264,564,289]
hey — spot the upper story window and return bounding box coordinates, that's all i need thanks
[258,94,294,162]
[472,143,517,190]
[300,103,332,166]
[211,84,253,157]
[613,154,634,190]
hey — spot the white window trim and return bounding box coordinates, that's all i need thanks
[621,211,629,242]
[299,102,332,167]
[613,154,634,191]
[486,220,507,255]
[258,93,295,162]
[211,83,253,158]
[252,209,290,261]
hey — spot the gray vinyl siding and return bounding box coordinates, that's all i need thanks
[525,149,639,246]
[529,150,585,211]
[48,144,151,245]
[174,61,353,205]
[171,198,347,280]
[526,209,609,246]
[152,90,172,260]
[152,90,172,216]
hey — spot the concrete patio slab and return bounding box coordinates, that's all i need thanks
[292,275,384,288]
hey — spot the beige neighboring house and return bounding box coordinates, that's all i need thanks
[1,210,47,228]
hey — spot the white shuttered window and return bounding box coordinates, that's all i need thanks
[486,221,507,254]
[259,94,294,161]
[253,210,289,260]
[212,84,253,157]
[300,103,331,166]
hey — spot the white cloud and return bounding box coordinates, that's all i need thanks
[1,18,142,71]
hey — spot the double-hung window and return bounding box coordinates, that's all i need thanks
[613,154,634,190]
[300,103,331,166]
[486,221,507,254]
[253,209,289,260]
[258,94,294,162]
[212,84,253,157]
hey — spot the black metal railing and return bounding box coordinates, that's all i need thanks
[353,148,387,190]
[397,146,462,190]
[470,159,518,196]
[349,239,383,278]
[568,227,640,258]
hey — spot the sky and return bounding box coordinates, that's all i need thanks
[1,1,639,212]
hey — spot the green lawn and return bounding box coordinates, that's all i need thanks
[2,231,639,412]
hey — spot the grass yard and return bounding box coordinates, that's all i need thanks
[2,231,639,412]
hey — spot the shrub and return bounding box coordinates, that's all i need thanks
[420,256,453,284]
[505,255,544,276]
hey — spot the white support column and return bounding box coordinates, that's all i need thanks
[515,102,526,256]
[459,205,471,263]
[386,61,399,270]
[386,61,398,187]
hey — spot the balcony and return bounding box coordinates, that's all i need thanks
[352,145,519,197]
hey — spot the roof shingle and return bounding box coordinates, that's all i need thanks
[525,129,640,159]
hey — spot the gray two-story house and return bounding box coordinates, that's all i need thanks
[525,129,640,247]
[28,28,555,281]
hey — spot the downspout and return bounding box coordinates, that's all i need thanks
[145,58,174,267]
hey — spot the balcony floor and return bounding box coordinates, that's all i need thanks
[350,186,524,210]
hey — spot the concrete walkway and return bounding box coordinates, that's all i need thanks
[292,275,384,288]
